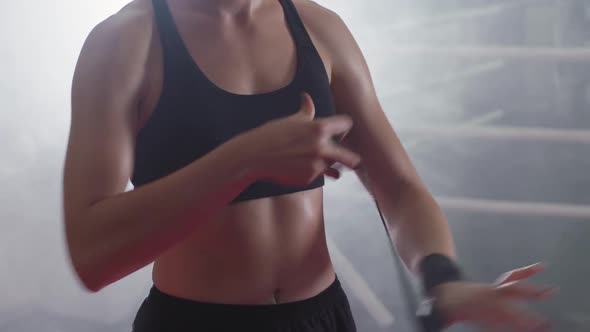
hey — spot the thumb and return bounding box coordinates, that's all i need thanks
[297,92,315,120]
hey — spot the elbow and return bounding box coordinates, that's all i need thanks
[373,177,439,221]
[77,263,106,293]
[77,268,104,293]
[69,247,106,293]
[64,207,114,293]
[66,232,107,293]
[371,175,417,203]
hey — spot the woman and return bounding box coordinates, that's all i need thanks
[63,0,557,331]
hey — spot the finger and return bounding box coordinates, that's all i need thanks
[324,166,341,179]
[479,318,507,332]
[472,310,508,332]
[330,162,343,171]
[297,92,316,120]
[334,128,352,143]
[495,281,559,301]
[493,304,550,332]
[321,143,361,170]
[495,263,546,285]
[316,115,354,138]
[330,162,352,173]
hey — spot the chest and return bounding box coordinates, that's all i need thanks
[131,3,337,187]
[137,10,333,132]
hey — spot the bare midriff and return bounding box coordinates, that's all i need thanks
[152,187,336,304]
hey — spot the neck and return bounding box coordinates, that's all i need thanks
[173,0,265,18]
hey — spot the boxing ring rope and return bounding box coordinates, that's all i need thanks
[369,46,590,63]
[372,47,589,100]
[326,237,397,327]
[397,125,590,144]
[344,3,590,327]
[349,3,589,329]
[437,196,590,220]
[378,61,505,98]
[397,125,590,220]
[373,45,590,220]
[339,190,590,222]
[375,0,552,33]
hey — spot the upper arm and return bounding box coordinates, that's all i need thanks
[63,9,152,238]
[321,12,422,187]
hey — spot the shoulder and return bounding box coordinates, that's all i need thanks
[72,0,155,108]
[75,0,154,80]
[291,0,348,41]
[290,0,342,25]
[87,0,153,46]
[290,0,361,70]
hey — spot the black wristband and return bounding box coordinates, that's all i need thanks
[417,299,447,332]
[418,253,464,297]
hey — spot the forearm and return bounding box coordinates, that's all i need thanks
[66,140,254,291]
[371,179,457,276]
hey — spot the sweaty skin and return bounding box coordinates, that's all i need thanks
[65,0,347,304]
[141,0,338,304]
[65,0,456,307]
[64,0,558,328]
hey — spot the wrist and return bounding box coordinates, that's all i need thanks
[220,134,263,184]
[417,298,449,331]
[418,253,464,297]
[431,284,464,327]
[417,282,462,331]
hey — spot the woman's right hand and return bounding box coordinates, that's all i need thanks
[235,93,362,186]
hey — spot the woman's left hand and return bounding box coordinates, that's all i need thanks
[433,263,559,332]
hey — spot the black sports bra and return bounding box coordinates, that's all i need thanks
[131,0,336,203]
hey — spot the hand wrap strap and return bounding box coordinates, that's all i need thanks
[418,253,464,297]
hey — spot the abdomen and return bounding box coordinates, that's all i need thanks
[152,187,335,304]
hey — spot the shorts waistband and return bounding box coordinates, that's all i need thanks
[145,277,347,326]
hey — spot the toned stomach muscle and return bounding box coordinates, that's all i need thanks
[151,188,336,304]
[138,2,336,305]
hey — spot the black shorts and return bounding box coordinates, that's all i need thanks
[132,277,356,332]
